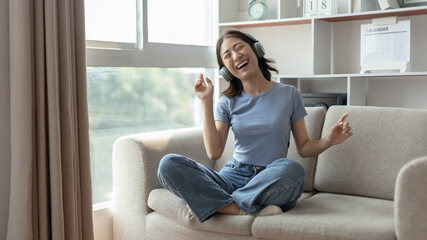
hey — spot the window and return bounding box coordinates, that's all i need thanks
[88,67,214,203]
[85,0,136,43]
[147,0,217,46]
[85,0,218,205]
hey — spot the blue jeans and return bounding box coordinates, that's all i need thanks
[157,154,305,222]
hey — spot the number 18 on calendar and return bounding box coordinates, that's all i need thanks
[304,0,338,17]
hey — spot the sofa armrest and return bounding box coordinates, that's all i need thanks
[112,127,214,240]
[395,156,427,240]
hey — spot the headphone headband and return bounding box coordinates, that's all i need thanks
[245,33,257,43]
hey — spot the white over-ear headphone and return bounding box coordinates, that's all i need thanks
[220,33,265,82]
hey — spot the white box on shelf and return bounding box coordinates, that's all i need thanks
[378,0,400,10]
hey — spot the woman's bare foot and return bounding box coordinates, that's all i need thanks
[255,205,283,216]
[217,203,283,216]
[217,203,241,215]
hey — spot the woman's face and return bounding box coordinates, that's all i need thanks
[220,37,259,81]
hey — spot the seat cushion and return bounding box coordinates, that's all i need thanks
[252,193,395,240]
[147,188,315,236]
[147,188,255,236]
[146,212,259,240]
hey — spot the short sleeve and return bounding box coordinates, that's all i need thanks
[214,96,231,124]
[290,86,308,123]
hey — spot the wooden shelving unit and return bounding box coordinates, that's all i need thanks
[218,0,427,108]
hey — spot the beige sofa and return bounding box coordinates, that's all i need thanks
[112,106,427,240]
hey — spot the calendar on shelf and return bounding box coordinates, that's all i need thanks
[360,20,411,73]
[304,0,338,17]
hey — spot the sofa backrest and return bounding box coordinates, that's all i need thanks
[288,107,326,191]
[214,107,326,192]
[314,106,427,200]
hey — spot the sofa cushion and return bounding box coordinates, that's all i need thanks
[252,193,395,240]
[315,106,427,200]
[147,188,315,236]
[288,107,326,191]
[147,188,255,236]
[213,107,326,192]
[146,212,258,240]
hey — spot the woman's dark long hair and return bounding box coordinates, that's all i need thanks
[216,30,278,97]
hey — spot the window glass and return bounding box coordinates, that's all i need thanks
[87,67,211,204]
[84,0,136,43]
[147,0,216,46]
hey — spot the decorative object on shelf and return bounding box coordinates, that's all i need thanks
[378,0,400,10]
[360,17,411,73]
[304,0,318,16]
[304,0,338,17]
[352,0,375,13]
[402,0,427,7]
[248,0,269,21]
[301,93,347,110]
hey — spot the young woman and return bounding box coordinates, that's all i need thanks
[157,30,352,223]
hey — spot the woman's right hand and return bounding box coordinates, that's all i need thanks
[194,73,214,101]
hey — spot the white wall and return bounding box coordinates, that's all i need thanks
[0,0,11,239]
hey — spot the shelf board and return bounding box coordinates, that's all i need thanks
[219,6,427,28]
[278,72,427,79]
[277,74,348,79]
[219,18,311,28]
[320,6,427,22]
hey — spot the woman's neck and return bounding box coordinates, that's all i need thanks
[241,73,273,95]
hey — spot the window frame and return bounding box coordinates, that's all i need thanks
[86,0,219,208]
[86,0,218,68]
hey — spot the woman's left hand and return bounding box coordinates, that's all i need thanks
[326,113,353,147]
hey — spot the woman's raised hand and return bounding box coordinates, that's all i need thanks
[326,113,353,146]
[194,74,214,101]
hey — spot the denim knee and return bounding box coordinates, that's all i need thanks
[273,158,306,181]
[157,153,185,181]
[268,159,306,200]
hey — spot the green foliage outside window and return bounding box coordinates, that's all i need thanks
[87,67,202,204]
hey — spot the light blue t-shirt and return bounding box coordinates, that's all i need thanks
[214,82,307,166]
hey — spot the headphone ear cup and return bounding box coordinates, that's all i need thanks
[252,41,265,58]
[244,33,265,58]
[219,66,235,82]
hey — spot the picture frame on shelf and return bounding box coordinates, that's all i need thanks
[402,0,427,7]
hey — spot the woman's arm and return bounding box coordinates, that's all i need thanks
[292,113,352,158]
[195,74,229,160]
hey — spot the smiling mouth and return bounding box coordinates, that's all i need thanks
[237,61,249,70]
